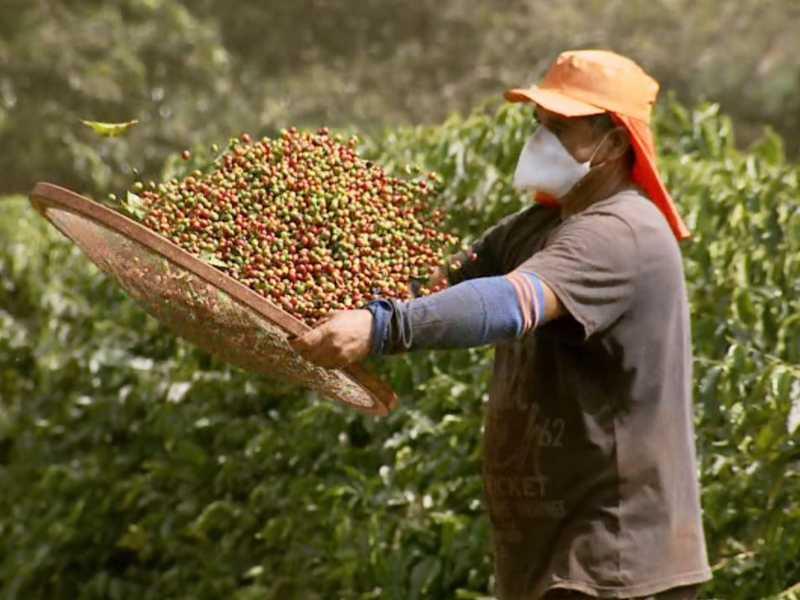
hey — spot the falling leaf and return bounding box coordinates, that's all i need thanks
[80,119,140,138]
[199,251,227,268]
[121,191,147,220]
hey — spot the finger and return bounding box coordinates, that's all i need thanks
[287,333,305,352]
[300,326,339,365]
[306,338,347,368]
[288,327,323,353]
[314,355,341,369]
[303,343,331,366]
[323,352,350,369]
[314,313,336,327]
[288,312,334,351]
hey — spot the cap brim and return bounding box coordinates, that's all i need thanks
[504,86,605,118]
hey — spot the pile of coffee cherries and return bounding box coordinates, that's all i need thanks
[127,128,459,325]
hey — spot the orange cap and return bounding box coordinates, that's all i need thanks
[504,50,690,241]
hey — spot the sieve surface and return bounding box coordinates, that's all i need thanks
[29,182,397,416]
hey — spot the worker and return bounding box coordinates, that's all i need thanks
[289,50,712,600]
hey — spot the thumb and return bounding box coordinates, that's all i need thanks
[288,326,323,353]
[314,312,336,327]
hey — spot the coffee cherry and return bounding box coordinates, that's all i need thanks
[126,129,458,326]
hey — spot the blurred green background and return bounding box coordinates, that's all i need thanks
[2,2,800,599]
[2,0,799,197]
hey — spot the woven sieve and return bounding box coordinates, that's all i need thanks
[29,183,398,416]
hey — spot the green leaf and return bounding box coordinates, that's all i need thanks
[199,251,227,268]
[121,191,146,220]
[116,524,149,552]
[80,119,139,138]
[750,126,786,166]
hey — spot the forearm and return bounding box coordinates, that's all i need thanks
[365,272,548,354]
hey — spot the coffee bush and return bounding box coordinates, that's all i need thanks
[1,98,798,599]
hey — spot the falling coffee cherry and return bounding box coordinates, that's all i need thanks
[129,128,460,326]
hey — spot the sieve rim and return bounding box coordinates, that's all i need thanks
[29,182,398,416]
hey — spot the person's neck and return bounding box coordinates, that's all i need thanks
[559,159,633,219]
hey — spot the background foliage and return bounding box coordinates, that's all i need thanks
[1,98,799,599]
[3,1,800,598]
[2,0,800,196]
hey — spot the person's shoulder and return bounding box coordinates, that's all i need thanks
[581,187,677,247]
[487,200,560,241]
[561,189,640,240]
[583,187,655,219]
[503,200,559,224]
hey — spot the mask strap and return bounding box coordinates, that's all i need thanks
[587,127,620,168]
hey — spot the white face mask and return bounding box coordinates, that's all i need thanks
[512,125,609,200]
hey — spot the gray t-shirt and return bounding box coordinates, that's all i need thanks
[450,188,712,599]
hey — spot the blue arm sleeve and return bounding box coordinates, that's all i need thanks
[363,272,548,355]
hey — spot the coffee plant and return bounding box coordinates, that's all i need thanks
[0,98,798,599]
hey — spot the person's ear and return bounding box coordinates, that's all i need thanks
[591,126,630,166]
[603,126,631,163]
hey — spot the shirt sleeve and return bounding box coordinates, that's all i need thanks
[364,271,550,355]
[513,212,639,340]
[446,207,527,285]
